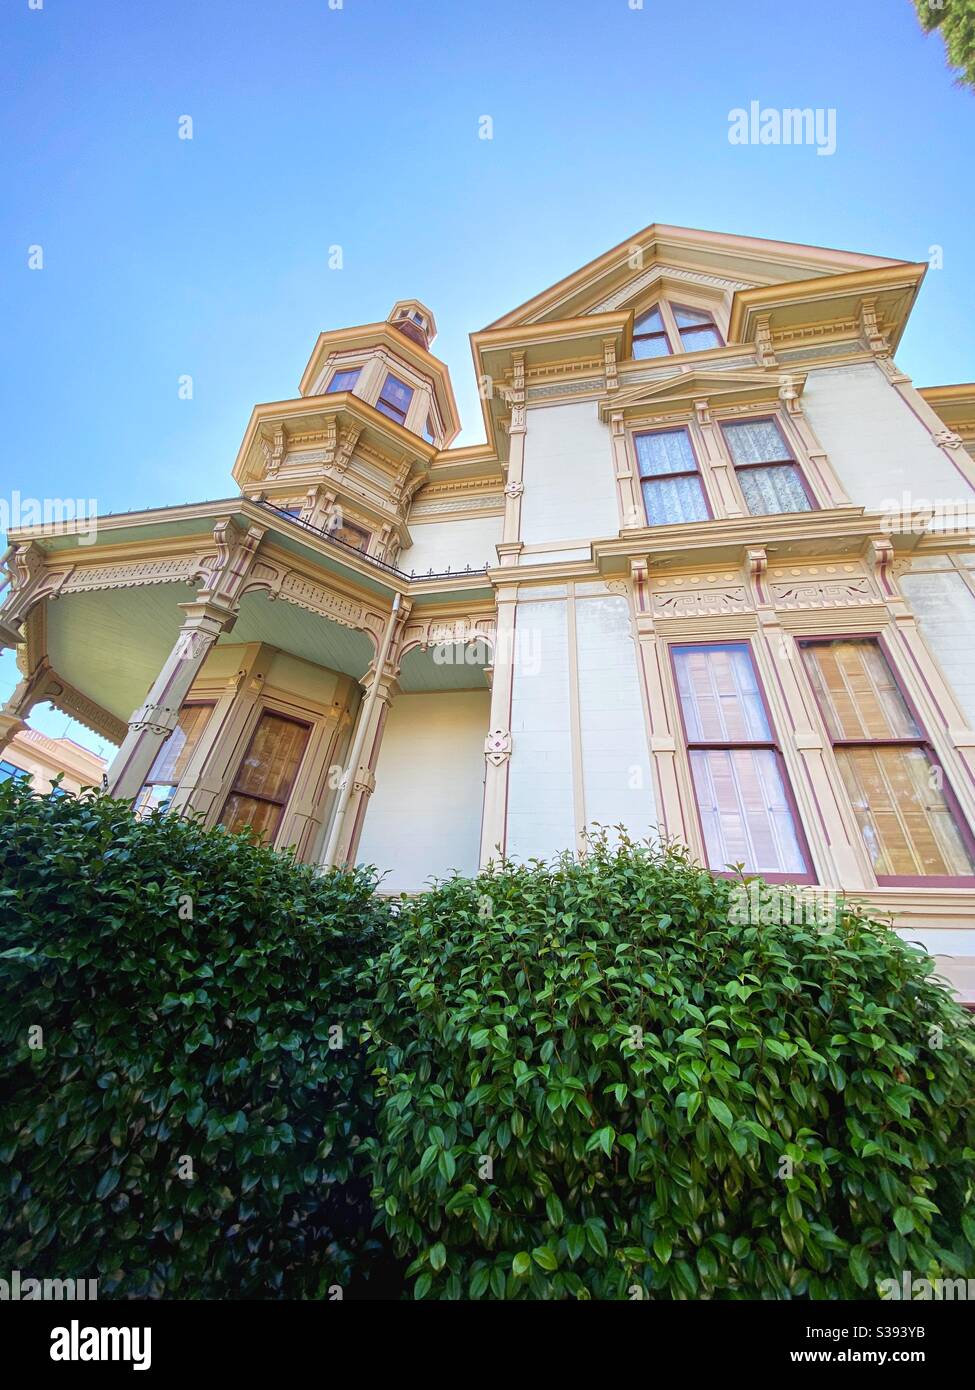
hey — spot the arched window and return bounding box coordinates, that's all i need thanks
[632,305,672,359]
[672,304,722,351]
[632,301,723,359]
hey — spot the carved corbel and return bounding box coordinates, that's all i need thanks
[755,315,777,368]
[859,298,890,357]
[335,423,361,473]
[264,423,287,478]
[0,542,50,647]
[867,535,895,595]
[777,373,802,416]
[199,519,266,615]
[602,337,619,393]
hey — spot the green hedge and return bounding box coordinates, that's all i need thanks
[2,783,973,1299]
[0,777,394,1298]
[364,834,975,1299]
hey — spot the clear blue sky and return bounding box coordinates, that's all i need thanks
[1,0,973,755]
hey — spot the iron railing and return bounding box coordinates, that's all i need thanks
[257,501,491,584]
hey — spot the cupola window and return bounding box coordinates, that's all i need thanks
[376,372,414,425]
[326,367,361,394]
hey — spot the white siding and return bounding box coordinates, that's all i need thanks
[521,400,619,546]
[357,690,488,892]
[576,595,655,842]
[900,569,975,726]
[802,363,975,515]
[401,515,501,576]
[506,599,575,861]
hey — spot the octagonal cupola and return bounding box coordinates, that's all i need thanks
[388,299,437,351]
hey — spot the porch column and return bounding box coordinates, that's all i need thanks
[321,593,411,869]
[479,585,517,866]
[105,601,236,800]
[329,663,400,868]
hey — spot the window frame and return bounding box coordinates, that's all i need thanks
[325,366,362,395]
[375,371,415,426]
[633,424,713,527]
[136,700,216,814]
[797,631,975,887]
[670,301,724,353]
[631,302,674,359]
[669,639,816,884]
[218,708,312,847]
[718,413,818,516]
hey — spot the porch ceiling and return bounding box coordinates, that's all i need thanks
[224,591,374,679]
[398,639,491,692]
[43,584,376,726]
[46,584,197,723]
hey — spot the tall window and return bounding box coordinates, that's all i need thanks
[673,305,722,351]
[375,372,414,425]
[635,428,710,526]
[800,638,975,883]
[326,367,361,394]
[219,711,311,845]
[672,643,811,880]
[632,305,672,359]
[721,418,813,515]
[0,759,28,784]
[136,703,214,814]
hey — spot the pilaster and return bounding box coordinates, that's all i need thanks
[479,585,517,866]
[628,559,691,844]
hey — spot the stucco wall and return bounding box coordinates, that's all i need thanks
[576,593,655,841]
[357,690,489,892]
[802,363,975,515]
[521,400,619,546]
[506,598,575,861]
[400,515,502,576]
[505,590,656,862]
[900,566,975,727]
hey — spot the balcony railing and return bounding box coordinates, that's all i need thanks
[256,501,490,584]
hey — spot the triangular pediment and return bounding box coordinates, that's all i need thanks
[486,223,905,331]
[601,367,804,421]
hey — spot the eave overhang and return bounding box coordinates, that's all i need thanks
[4,497,495,604]
[919,384,975,443]
[470,311,629,456]
[729,263,926,354]
[232,393,438,490]
[486,223,906,330]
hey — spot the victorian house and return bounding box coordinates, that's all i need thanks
[2,224,974,998]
